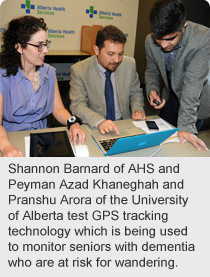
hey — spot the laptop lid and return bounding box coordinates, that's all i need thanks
[92,128,179,156]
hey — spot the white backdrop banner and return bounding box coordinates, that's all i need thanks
[0,0,139,56]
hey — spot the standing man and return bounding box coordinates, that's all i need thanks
[145,0,210,150]
[70,25,145,135]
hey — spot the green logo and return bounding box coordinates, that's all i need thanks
[86,6,97,18]
[21,0,35,14]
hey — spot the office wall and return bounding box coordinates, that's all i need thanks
[134,0,210,85]
[1,0,209,77]
[134,0,157,85]
[0,0,139,57]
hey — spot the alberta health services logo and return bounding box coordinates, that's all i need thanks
[86,5,122,20]
[21,0,35,14]
[19,1,74,40]
[20,0,65,15]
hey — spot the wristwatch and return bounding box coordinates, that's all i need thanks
[67,116,81,129]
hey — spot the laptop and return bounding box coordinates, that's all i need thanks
[91,126,179,156]
[30,130,75,157]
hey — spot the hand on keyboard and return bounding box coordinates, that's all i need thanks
[98,120,119,135]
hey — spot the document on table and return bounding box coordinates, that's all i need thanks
[132,118,180,143]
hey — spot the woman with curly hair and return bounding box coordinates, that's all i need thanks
[0,15,86,157]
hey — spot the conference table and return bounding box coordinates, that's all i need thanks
[1,116,210,157]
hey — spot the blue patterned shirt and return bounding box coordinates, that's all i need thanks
[0,63,56,132]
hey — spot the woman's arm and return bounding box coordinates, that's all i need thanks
[0,93,23,157]
[52,79,86,145]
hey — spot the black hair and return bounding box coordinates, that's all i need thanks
[149,0,186,38]
[0,15,47,76]
[95,25,127,51]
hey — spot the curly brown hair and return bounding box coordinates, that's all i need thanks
[0,15,48,76]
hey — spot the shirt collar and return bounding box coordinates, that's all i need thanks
[174,39,182,50]
[16,67,25,84]
[40,64,50,81]
[16,65,49,84]
[95,56,106,74]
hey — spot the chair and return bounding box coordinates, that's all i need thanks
[80,25,103,55]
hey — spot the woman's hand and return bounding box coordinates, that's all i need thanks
[69,123,86,145]
[1,144,24,157]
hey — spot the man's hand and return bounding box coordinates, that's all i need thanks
[178,131,209,151]
[98,120,119,135]
[69,123,86,145]
[132,110,146,120]
[149,91,165,109]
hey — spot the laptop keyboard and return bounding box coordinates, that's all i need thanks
[99,133,145,152]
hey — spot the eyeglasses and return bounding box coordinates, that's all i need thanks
[26,40,51,52]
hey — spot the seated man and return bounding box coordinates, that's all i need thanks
[145,0,210,150]
[70,25,145,134]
